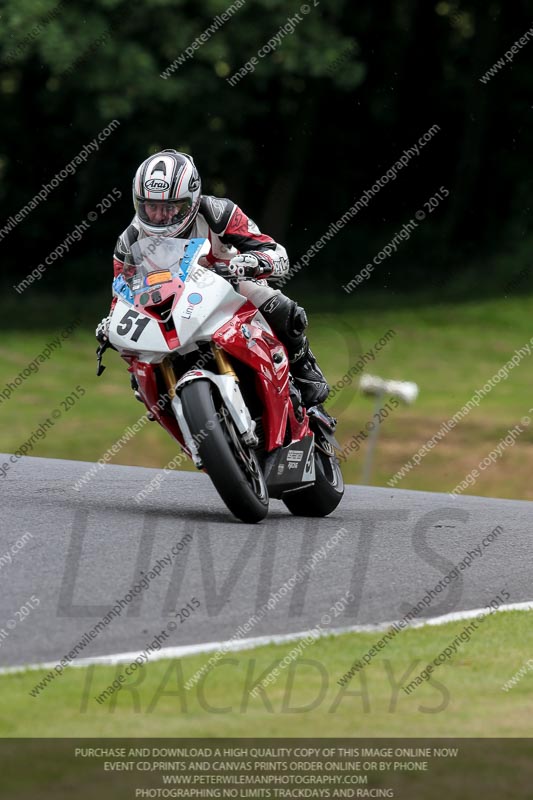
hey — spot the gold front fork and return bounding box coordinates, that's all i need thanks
[160,359,177,399]
[212,343,237,379]
[161,348,236,396]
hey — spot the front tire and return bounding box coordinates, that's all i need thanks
[282,444,344,517]
[180,380,269,523]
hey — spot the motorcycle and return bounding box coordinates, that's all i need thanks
[97,236,344,523]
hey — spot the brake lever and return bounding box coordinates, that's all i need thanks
[212,262,240,289]
[96,339,111,376]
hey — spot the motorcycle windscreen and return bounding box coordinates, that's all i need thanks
[122,237,211,291]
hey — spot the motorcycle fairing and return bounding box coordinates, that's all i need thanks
[212,303,310,452]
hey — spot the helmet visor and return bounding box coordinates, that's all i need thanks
[137,198,193,229]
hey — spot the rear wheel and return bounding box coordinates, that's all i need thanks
[282,441,344,517]
[180,380,268,523]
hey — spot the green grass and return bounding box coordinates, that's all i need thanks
[1,293,533,498]
[2,610,532,738]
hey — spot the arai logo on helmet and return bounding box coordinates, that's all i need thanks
[145,178,170,191]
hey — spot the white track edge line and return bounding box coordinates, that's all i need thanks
[2,601,532,676]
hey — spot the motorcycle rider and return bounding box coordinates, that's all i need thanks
[96,149,329,408]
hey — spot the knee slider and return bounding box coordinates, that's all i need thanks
[259,295,307,347]
[291,304,308,337]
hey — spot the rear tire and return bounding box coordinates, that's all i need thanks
[180,380,269,523]
[282,446,344,517]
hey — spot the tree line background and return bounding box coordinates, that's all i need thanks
[0,0,531,302]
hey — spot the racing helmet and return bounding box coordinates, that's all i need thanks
[133,149,202,237]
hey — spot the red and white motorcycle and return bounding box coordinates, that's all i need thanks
[97,237,343,523]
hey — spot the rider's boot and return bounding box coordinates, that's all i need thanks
[288,339,330,408]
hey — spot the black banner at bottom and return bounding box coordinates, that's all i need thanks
[0,738,530,799]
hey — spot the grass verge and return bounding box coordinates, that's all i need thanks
[2,610,533,738]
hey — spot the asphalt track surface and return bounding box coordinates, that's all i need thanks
[1,454,531,669]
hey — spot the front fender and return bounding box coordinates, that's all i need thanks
[175,369,256,442]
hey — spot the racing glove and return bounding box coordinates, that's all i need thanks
[215,253,274,280]
[95,315,111,344]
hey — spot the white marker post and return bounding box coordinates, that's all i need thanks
[359,374,419,485]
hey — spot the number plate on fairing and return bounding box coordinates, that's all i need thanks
[109,298,169,352]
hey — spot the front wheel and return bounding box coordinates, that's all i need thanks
[180,380,269,523]
[282,443,344,517]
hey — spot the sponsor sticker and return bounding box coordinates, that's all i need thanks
[287,450,304,462]
[145,179,170,191]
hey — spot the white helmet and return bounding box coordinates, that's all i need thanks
[133,149,201,237]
